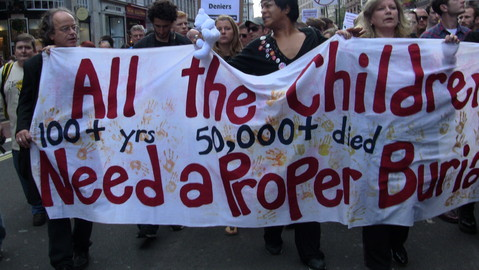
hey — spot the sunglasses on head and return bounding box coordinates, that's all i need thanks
[418,16,428,20]
[248,26,259,32]
[240,34,248,38]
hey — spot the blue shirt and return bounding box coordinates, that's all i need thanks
[420,22,471,40]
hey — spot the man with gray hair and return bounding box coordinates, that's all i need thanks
[123,24,146,48]
[16,8,92,270]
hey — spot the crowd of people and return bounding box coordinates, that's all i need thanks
[0,0,478,269]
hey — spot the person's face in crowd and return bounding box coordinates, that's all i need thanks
[428,8,440,25]
[14,41,35,65]
[406,13,418,34]
[247,23,263,40]
[239,27,249,46]
[130,30,145,45]
[261,0,288,29]
[370,0,399,36]
[444,0,466,16]
[153,18,173,42]
[99,41,111,48]
[174,17,189,36]
[459,7,475,28]
[217,19,234,45]
[415,8,428,31]
[49,11,78,47]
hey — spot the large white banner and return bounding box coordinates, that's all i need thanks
[30,37,479,228]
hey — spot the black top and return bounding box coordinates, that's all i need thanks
[133,32,191,48]
[16,53,42,134]
[465,31,479,43]
[228,27,327,76]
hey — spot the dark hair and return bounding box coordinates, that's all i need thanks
[320,17,335,29]
[14,33,36,49]
[271,0,299,22]
[431,0,448,16]
[148,0,178,23]
[99,35,114,47]
[40,7,77,46]
[425,4,434,14]
[306,17,326,32]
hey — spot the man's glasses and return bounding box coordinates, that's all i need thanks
[240,34,248,38]
[248,26,259,32]
[132,34,144,38]
[418,16,428,21]
[57,24,78,33]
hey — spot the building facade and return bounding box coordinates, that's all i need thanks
[0,0,201,60]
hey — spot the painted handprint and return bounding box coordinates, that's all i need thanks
[77,142,96,160]
[266,148,287,166]
[318,135,332,156]
[455,111,466,134]
[163,149,178,173]
[453,133,465,154]
[266,90,285,106]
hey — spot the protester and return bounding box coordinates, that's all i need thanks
[123,24,146,48]
[415,7,429,36]
[174,11,189,36]
[133,0,191,238]
[338,0,461,267]
[337,0,413,268]
[459,5,479,31]
[245,17,270,41]
[134,0,191,49]
[213,15,243,60]
[227,1,327,269]
[0,33,46,227]
[426,4,440,29]
[98,35,114,48]
[406,10,419,37]
[238,23,251,47]
[420,0,470,39]
[16,8,93,270]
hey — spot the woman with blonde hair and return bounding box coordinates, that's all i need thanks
[213,15,243,61]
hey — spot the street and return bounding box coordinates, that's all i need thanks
[0,137,479,270]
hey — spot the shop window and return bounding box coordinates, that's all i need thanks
[29,19,41,39]
[0,20,8,64]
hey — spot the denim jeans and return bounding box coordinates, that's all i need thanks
[12,150,45,214]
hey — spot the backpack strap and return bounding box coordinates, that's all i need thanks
[1,62,14,120]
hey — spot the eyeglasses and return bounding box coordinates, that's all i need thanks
[418,16,428,21]
[57,24,78,33]
[248,26,259,32]
[132,34,144,38]
[240,34,248,38]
